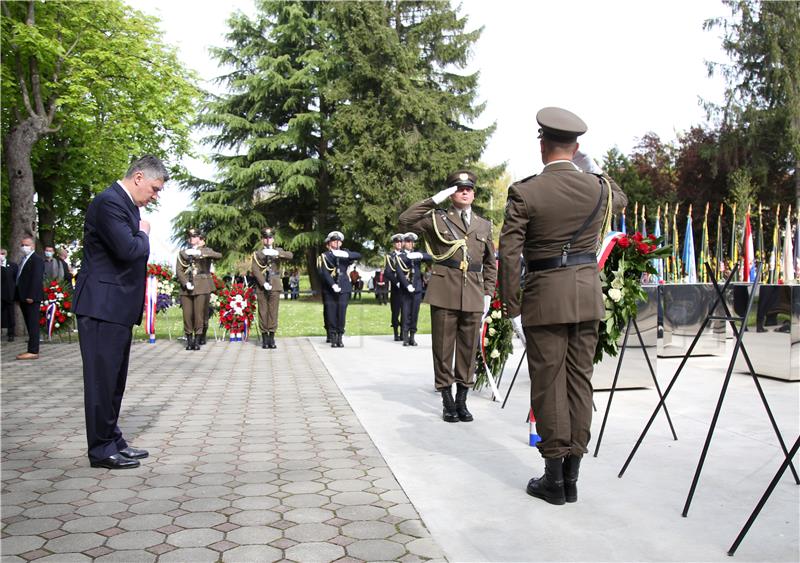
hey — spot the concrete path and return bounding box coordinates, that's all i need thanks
[1,337,445,562]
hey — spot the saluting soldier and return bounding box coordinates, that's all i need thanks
[251,227,293,349]
[384,233,405,341]
[317,231,362,348]
[196,233,214,345]
[397,232,432,346]
[176,228,222,350]
[498,107,627,506]
[398,170,497,423]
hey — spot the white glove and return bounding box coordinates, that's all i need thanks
[262,248,279,257]
[332,284,341,293]
[573,150,603,175]
[186,282,194,291]
[511,315,526,344]
[432,185,458,204]
[395,282,400,288]
[406,251,422,260]
[483,295,491,317]
[332,249,348,258]
[185,248,201,257]
[263,282,272,290]
[407,284,415,293]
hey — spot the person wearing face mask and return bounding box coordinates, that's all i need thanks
[1,248,18,342]
[399,170,497,423]
[14,236,45,360]
[73,154,166,470]
[43,245,68,282]
[251,227,293,349]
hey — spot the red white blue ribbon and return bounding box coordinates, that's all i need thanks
[45,303,57,339]
[597,231,625,270]
[144,275,157,342]
[242,318,249,342]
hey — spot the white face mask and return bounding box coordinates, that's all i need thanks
[44,251,54,258]
[1,256,6,266]
[20,245,33,256]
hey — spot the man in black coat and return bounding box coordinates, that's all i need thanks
[14,236,44,360]
[73,155,167,470]
[1,248,18,341]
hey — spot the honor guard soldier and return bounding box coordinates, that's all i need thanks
[176,228,222,350]
[397,232,432,346]
[498,107,627,505]
[251,227,293,349]
[384,233,405,341]
[196,233,214,344]
[317,231,362,348]
[399,170,497,423]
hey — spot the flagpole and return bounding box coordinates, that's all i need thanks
[715,203,724,279]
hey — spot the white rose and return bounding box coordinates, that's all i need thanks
[491,310,501,319]
[611,277,623,290]
[608,288,623,302]
[55,323,60,328]
[488,327,496,336]
[490,349,501,359]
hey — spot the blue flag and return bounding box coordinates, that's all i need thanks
[682,212,697,283]
[620,208,627,235]
[653,215,663,281]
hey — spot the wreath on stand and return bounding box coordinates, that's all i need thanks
[218,283,256,339]
[39,280,73,338]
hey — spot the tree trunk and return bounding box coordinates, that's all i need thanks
[305,248,321,299]
[37,175,55,249]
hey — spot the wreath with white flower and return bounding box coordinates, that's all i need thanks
[474,290,513,392]
[39,279,73,336]
[218,283,255,334]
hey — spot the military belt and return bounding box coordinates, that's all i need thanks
[437,258,482,272]
[527,252,596,272]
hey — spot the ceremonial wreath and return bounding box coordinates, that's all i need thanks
[39,280,72,337]
[595,232,671,363]
[218,283,255,335]
[146,263,177,312]
[474,291,513,392]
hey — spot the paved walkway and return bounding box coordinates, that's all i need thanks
[1,337,445,562]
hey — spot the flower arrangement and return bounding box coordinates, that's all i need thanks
[218,283,255,334]
[147,263,176,313]
[595,232,671,363]
[208,273,225,315]
[39,280,72,336]
[474,292,514,392]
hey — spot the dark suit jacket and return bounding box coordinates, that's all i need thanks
[2,263,18,302]
[15,253,44,302]
[73,182,149,327]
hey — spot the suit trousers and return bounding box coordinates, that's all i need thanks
[180,294,209,335]
[78,315,132,462]
[401,291,422,333]
[430,305,481,390]
[1,299,16,333]
[18,301,40,353]
[524,320,599,459]
[390,288,402,328]
[257,289,280,332]
[323,291,349,333]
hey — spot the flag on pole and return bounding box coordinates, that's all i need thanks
[742,207,755,283]
[715,203,724,279]
[699,203,710,283]
[683,205,697,283]
[757,203,765,281]
[640,205,647,237]
[673,204,681,281]
[730,203,738,280]
[768,204,781,284]
[620,207,627,234]
[783,206,795,283]
[653,206,663,281]
[795,208,800,281]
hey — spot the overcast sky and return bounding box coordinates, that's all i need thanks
[132,0,730,261]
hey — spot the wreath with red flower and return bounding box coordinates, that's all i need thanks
[208,273,226,315]
[146,262,177,313]
[39,280,73,335]
[218,283,255,334]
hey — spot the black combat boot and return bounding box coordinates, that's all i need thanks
[185,334,194,351]
[409,330,417,346]
[393,326,401,341]
[440,388,459,423]
[563,454,581,503]
[198,330,207,345]
[402,330,409,347]
[326,330,332,343]
[454,384,473,422]
[336,332,344,348]
[268,332,277,349]
[331,331,338,348]
[262,333,268,349]
[192,334,201,350]
[526,457,566,505]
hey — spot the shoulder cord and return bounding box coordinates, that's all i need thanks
[176,254,194,275]
[385,253,397,273]
[319,253,338,278]
[424,210,468,262]
[597,176,614,251]
[252,252,271,274]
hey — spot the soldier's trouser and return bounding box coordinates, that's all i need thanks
[524,320,599,459]
[257,289,281,332]
[390,289,402,328]
[401,291,422,333]
[181,294,209,335]
[323,291,349,333]
[430,305,481,390]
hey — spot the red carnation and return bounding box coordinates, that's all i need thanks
[633,232,643,242]
[617,237,630,249]
[39,318,46,326]
[636,242,650,254]
[648,234,657,242]
[64,302,71,309]
[48,292,56,300]
[492,299,501,309]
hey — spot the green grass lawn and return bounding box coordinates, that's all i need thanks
[132,293,431,341]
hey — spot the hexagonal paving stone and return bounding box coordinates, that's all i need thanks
[158,547,219,562]
[347,538,406,561]
[225,525,282,545]
[328,479,369,492]
[0,535,46,556]
[95,549,157,562]
[117,513,173,531]
[283,494,328,508]
[5,517,62,535]
[167,528,224,548]
[174,511,227,529]
[43,532,107,553]
[228,509,280,526]
[231,496,279,511]
[341,521,397,540]
[406,537,445,558]
[337,505,388,521]
[285,542,345,563]
[222,545,283,562]
[129,500,179,515]
[180,497,230,512]
[106,530,165,550]
[331,491,379,506]
[62,516,119,533]
[284,507,335,524]
[284,522,338,542]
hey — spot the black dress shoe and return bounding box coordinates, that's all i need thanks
[90,453,140,469]
[119,446,149,459]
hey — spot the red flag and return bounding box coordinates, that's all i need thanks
[743,212,755,282]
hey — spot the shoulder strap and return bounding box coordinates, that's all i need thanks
[560,179,606,266]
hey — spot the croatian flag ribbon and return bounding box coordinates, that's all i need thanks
[45,303,57,340]
[144,274,157,342]
[597,231,625,270]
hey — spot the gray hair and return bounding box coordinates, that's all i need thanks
[125,155,169,182]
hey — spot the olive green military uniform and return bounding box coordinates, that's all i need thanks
[499,158,626,459]
[399,193,497,390]
[176,246,222,336]
[251,247,293,333]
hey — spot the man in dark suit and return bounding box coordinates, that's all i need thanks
[73,155,167,470]
[14,236,44,360]
[1,248,19,341]
[499,107,627,505]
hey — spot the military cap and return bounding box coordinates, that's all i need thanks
[261,227,275,239]
[391,233,404,243]
[536,107,587,142]
[403,232,418,242]
[325,230,344,243]
[186,227,202,238]
[446,170,477,189]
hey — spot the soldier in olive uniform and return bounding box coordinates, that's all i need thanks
[397,232,432,346]
[317,231,362,348]
[399,170,497,423]
[197,234,214,345]
[251,227,294,349]
[176,228,223,350]
[498,107,627,505]
[384,233,405,341]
